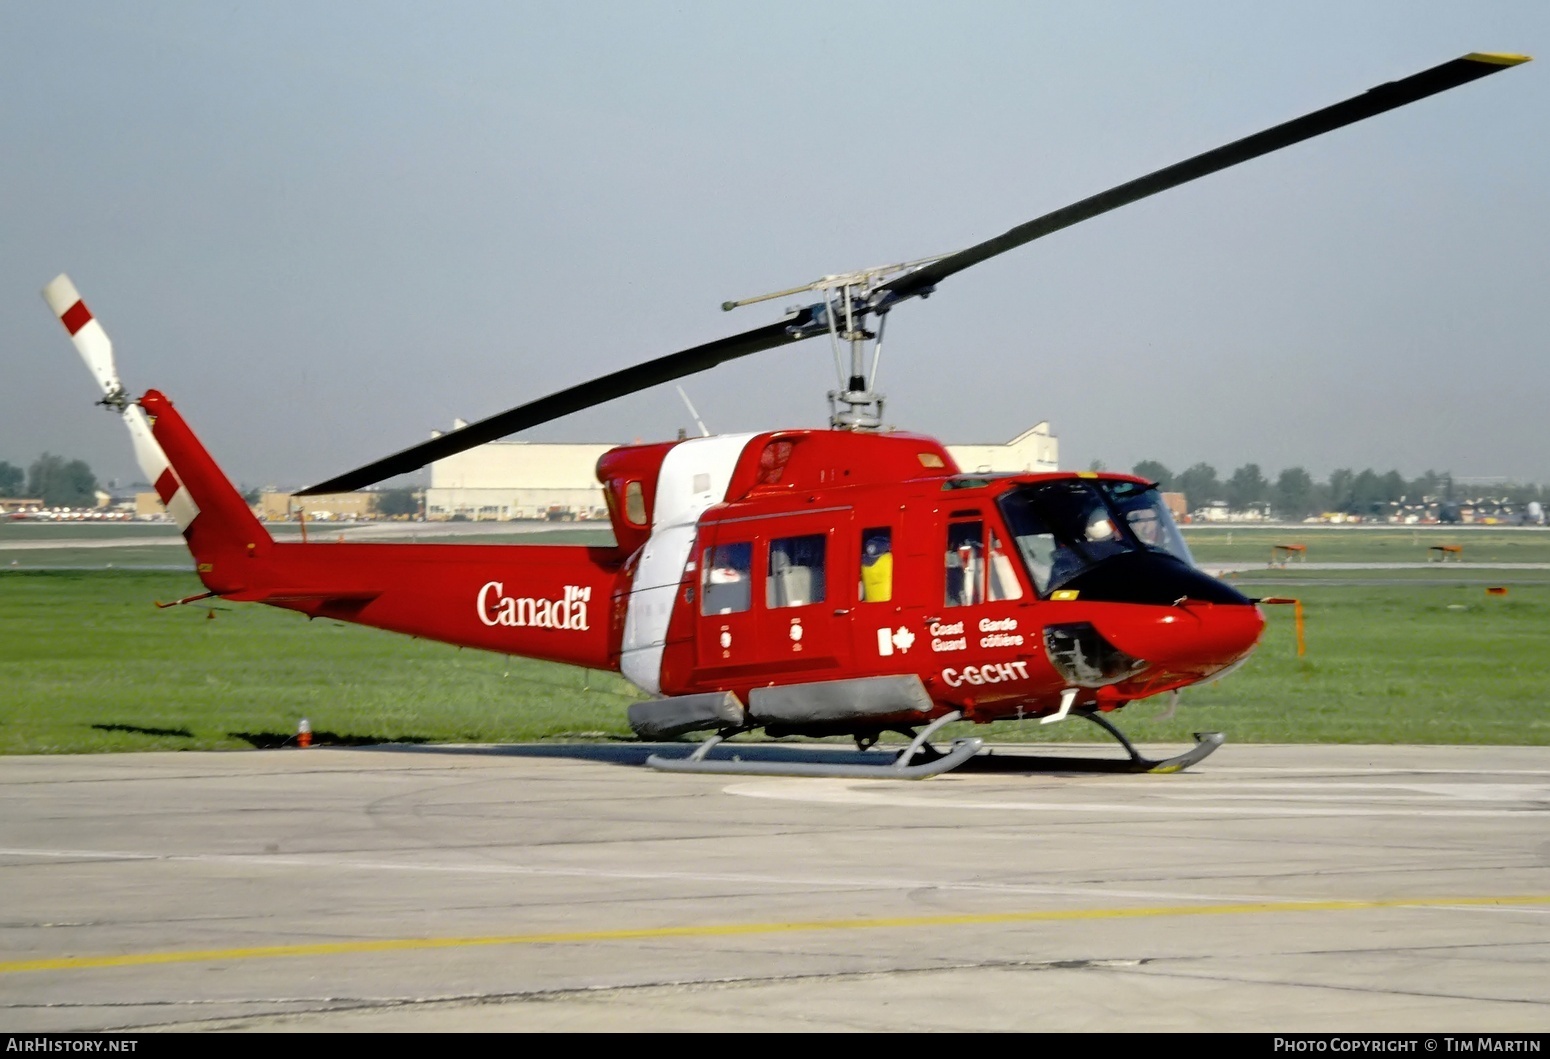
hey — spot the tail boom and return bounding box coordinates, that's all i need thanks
[245,540,627,670]
[145,393,630,670]
[45,275,629,673]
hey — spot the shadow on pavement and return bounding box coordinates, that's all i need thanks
[359,740,1158,774]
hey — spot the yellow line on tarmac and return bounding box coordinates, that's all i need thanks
[5,895,1549,975]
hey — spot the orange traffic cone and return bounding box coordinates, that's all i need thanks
[297,718,312,749]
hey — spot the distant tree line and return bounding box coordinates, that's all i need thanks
[1,457,426,517]
[2,448,1540,522]
[372,487,420,517]
[1132,460,1549,520]
[0,454,100,508]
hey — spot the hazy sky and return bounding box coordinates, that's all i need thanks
[4,2,1547,490]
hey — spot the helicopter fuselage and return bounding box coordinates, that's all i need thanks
[136,387,1262,736]
[600,427,1263,731]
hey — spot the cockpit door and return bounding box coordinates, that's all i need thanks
[931,509,1033,671]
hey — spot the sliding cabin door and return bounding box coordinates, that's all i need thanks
[693,512,848,685]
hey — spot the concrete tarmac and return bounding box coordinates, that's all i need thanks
[2,742,1547,1033]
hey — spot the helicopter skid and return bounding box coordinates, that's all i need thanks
[646,709,982,780]
[1076,710,1225,774]
[645,736,985,780]
[644,711,1224,778]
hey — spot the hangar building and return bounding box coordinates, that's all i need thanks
[948,422,1059,475]
[427,439,617,521]
[423,421,1058,521]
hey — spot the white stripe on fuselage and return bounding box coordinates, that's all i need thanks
[619,434,755,695]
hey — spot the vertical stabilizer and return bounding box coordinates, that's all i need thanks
[139,390,269,550]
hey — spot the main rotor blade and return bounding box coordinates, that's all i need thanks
[877,52,1528,306]
[297,313,813,495]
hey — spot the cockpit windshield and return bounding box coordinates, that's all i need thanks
[996,479,1193,595]
[1098,479,1194,564]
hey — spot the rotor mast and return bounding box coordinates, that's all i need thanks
[721,255,945,430]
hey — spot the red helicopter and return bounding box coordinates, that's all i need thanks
[45,52,1526,779]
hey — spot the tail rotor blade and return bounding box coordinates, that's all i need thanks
[42,274,125,403]
[41,274,181,498]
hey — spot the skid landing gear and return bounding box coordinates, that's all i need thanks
[1077,711,1224,774]
[644,709,1224,780]
[961,714,1225,776]
[645,710,983,780]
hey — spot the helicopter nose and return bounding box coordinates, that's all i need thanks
[1043,603,1263,690]
[1113,598,1266,678]
[1048,553,1264,683]
[1058,550,1254,608]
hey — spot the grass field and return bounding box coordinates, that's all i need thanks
[2,524,1547,754]
[0,569,640,754]
[0,522,184,540]
[1181,525,1550,565]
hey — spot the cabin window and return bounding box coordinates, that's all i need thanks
[624,481,647,526]
[756,440,796,486]
[988,530,1024,601]
[945,520,984,607]
[859,527,893,603]
[766,534,826,608]
[947,520,1028,604]
[701,541,752,615]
